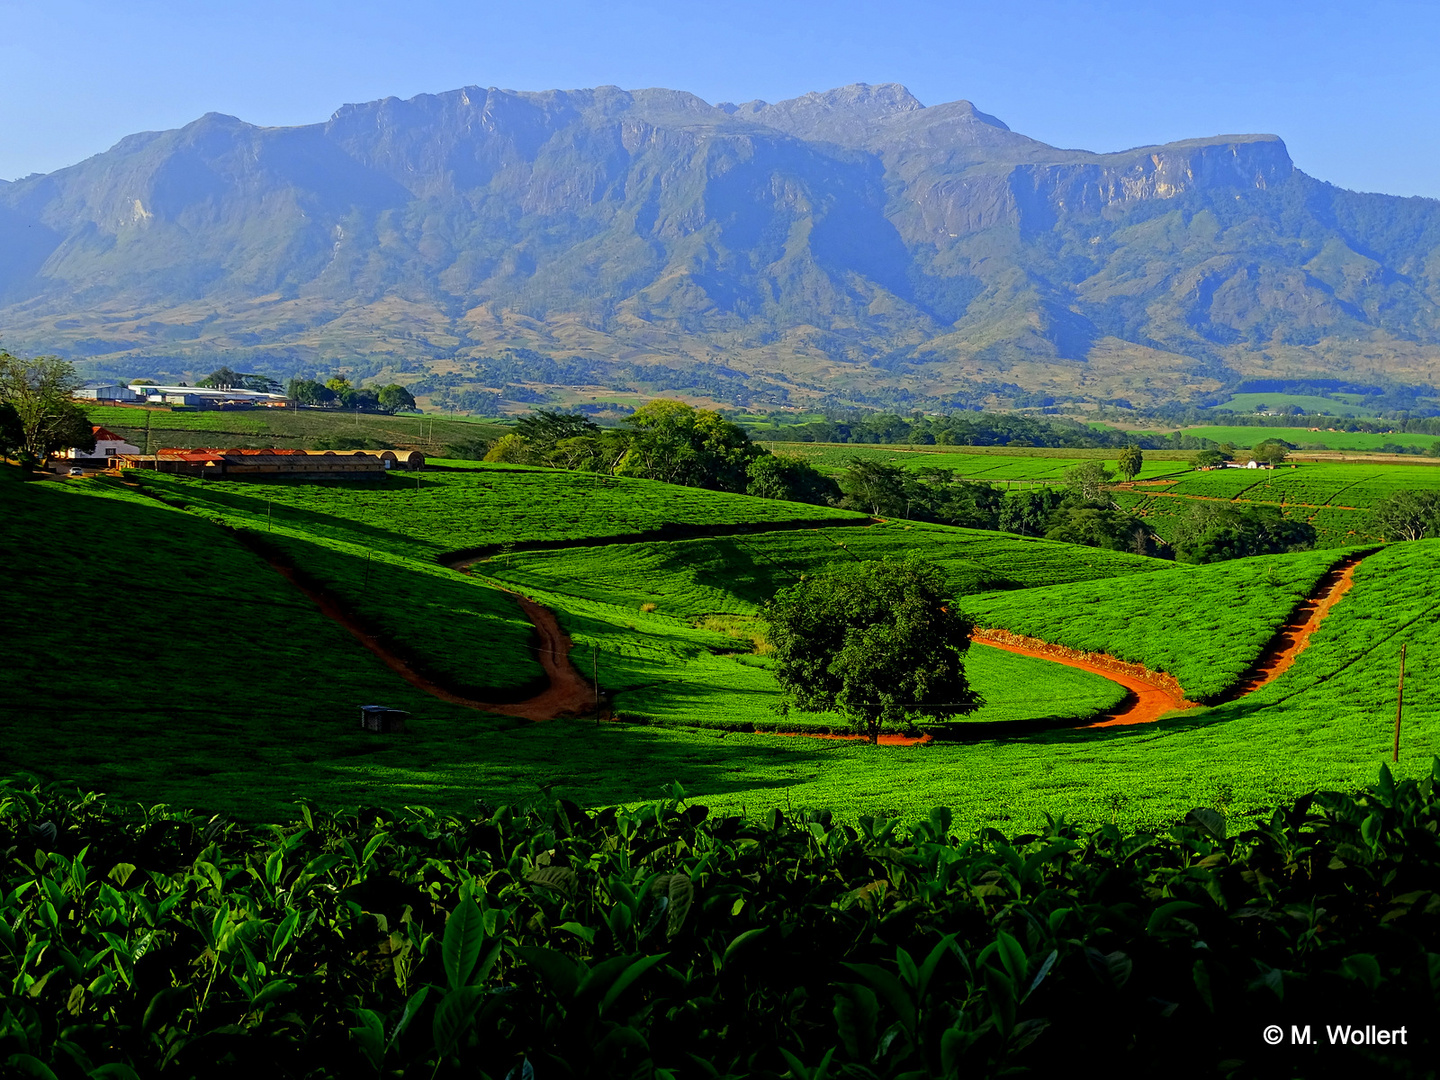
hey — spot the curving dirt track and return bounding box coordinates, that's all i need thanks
[250,505,1368,736]
[969,552,1370,729]
[969,635,1189,728]
[258,552,595,720]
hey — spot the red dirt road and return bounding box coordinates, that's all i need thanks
[969,552,1370,729]
[1211,554,1364,701]
[970,636,1190,728]
[261,554,595,720]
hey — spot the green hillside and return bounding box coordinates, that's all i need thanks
[6,465,1437,839]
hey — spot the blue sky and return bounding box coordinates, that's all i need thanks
[5,0,1438,198]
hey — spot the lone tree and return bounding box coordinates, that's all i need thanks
[0,353,93,466]
[1062,459,1115,502]
[762,558,979,744]
[1117,445,1143,482]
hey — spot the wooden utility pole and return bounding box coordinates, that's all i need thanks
[267,500,272,532]
[1394,643,1407,763]
[364,550,372,589]
[593,644,600,720]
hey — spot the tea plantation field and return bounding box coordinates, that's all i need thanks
[1114,460,1440,547]
[1129,460,1440,508]
[126,469,864,692]
[5,464,1438,840]
[766,442,1190,480]
[1179,424,1440,452]
[479,520,1167,614]
[966,548,1358,699]
[82,404,504,454]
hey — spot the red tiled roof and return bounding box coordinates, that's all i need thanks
[91,427,125,442]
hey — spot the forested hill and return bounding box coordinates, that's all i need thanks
[3,82,1440,407]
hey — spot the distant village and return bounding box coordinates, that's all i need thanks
[55,380,425,478]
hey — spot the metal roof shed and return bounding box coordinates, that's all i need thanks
[359,705,409,733]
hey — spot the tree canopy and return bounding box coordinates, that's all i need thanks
[0,353,93,466]
[197,367,283,394]
[763,558,978,744]
[1116,445,1143,482]
[615,400,761,491]
[1373,490,1440,542]
[1170,503,1316,563]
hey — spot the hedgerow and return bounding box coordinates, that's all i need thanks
[2,766,1436,1078]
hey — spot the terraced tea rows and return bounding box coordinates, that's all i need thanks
[1130,461,1440,508]
[9,464,1436,840]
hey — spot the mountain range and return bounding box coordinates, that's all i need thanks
[4,82,1440,409]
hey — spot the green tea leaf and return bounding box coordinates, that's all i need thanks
[432,985,486,1059]
[442,898,486,991]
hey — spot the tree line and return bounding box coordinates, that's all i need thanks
[747,409,1221,451]
[286,376,417,414]
[480,405,1317,565]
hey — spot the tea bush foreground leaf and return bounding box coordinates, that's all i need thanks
[1,765,1437,1077]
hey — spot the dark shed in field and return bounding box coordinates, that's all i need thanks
[360,705,409,733]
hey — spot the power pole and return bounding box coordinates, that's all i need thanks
[267,500,272,533]
[1394,643,1407,764]
[364,550,372,590]
[593,644,600,719]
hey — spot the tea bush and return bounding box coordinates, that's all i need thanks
[2,766,1436,1078]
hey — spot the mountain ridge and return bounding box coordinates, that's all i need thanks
[2,82,1438,409]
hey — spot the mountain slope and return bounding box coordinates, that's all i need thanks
[3,83,1439,407]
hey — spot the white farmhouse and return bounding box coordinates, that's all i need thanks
[63,426,142,462]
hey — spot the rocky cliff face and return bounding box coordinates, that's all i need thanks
[1,83,1437,405]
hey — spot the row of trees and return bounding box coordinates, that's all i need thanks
[482,404,840,504]
[0,354,94,466]
[481,410,1321,565]
[195,366,283,394]
[750,410,1221,451]
[287,377,417,414]
[833,458,1161,556]
[1192,439,1291,467]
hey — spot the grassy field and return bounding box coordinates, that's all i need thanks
[7,465,1438,840]
[82,404,506,454]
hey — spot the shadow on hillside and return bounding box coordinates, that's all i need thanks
[137,473,438,554]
